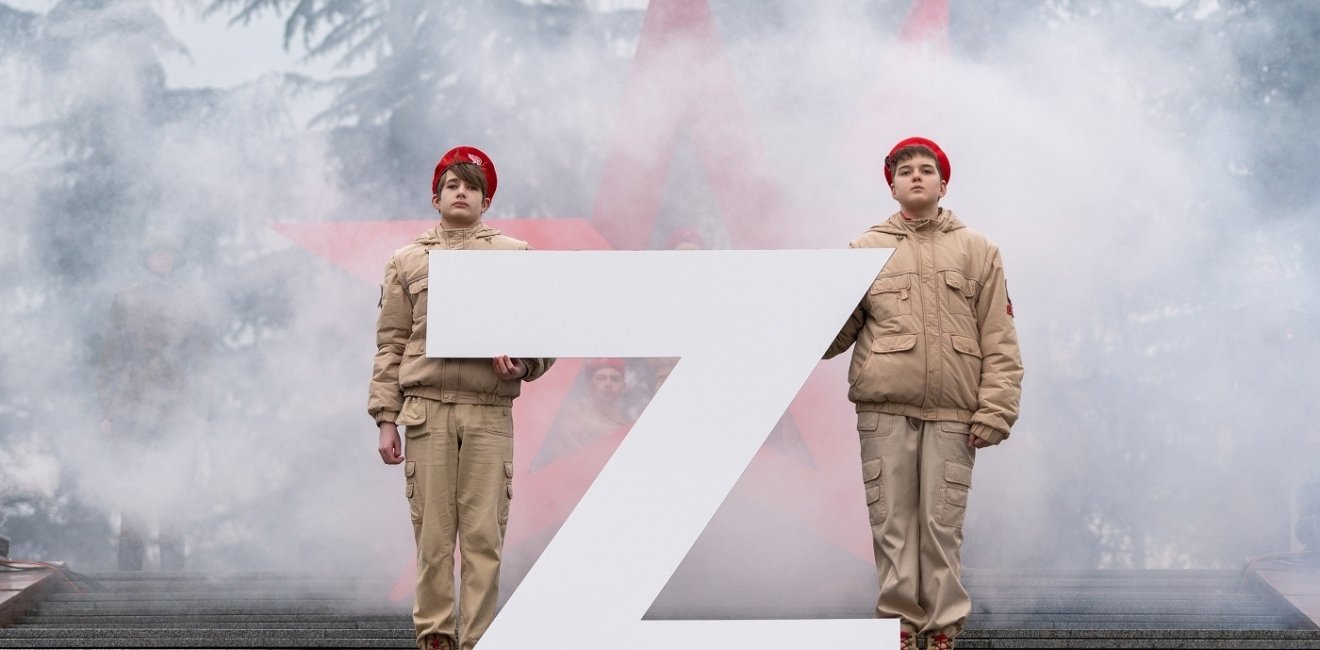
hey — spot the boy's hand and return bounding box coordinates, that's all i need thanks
[493,355,529,381]
[378,422,404,464]
[967,434,992,449]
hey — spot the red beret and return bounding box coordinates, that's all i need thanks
[586,358,626,376]
[884,137,951,186]
[432,146,498,199]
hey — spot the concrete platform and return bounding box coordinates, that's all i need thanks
[1251,557,1320,629]
[0,566,59,628]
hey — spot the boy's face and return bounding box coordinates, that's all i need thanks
[432,169,489,227]
[145,248,179,275]
[889,153,946,211]
[589,368,625,404]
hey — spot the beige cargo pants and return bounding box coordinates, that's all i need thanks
[400,396,514,650]
[857,411,976,639]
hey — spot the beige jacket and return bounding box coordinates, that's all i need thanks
[368,223,553,424]
[98,277,217,431]
[826,210,1023,444]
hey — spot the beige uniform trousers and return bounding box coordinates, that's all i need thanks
[858,412,976,638]
[401,397,514,650]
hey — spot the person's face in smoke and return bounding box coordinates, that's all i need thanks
[432,169,489,229]
[652,361,675,389]
[144,248,179,276]
[589,367,624,405]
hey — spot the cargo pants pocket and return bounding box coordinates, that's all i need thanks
[862,457,886,525]
[405,461,422,522]
[935,461,972,528]
[398,396,428,436]
[498,461,513,526]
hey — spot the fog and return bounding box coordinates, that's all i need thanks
[1,0,1318,617]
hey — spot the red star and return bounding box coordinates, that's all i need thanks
[272,0,948,602]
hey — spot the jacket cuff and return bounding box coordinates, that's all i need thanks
[375,411,399,425]
[970,423,1006,445]
[522,358,552,382]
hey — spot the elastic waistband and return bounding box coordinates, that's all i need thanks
[405,386,513,407]
[853,401,973,423]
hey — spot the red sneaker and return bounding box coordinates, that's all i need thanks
[928,633,956,650]
[418,633,454,650]
[900,630,918,650]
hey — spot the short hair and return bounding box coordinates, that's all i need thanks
[435,163,489,198]
[885,145,942,181]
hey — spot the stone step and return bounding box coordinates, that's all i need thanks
[970,600,1283,615]
[965,615,1299,630]
[966,591,1261,602]
[656,600,1285,620]
[47,591,400,603]
[15,615,407,627]
[952,628,1320,649]
[0,638,411,649]
[0,626,412,640]
[28,602,404,616]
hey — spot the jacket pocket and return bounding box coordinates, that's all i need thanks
[861,457,886,525]
[407,276,429,320]
[944,334,984,412]
[867,274,913,323]
[873,333,917,354]
[935,461,973,528]
[851,334,920,402]
[950,335,981,358]
[941,270,977,318]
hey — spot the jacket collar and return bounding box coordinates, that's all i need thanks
[416,222,502,246]
[869,208,965,236]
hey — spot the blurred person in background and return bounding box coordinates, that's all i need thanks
[98,232,216,571]
[370,145,553,650]
[533,358,631,469]
[826,137,1024,650]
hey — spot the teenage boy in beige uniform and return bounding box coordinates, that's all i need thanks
[370,146,553,650]
[826,137,1023,650]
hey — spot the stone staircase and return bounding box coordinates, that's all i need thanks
[0,572,413,648]
[955,569,1320,648]
[1,569,1317,648]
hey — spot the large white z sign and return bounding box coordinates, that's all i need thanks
[427,249,895,650]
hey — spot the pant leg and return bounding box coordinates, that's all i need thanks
[405,398,460,644]
[118,511,147,571]
[917,420,977,638]
[859,412,925,634]
[453,404,514,650]
[158,518,186,571]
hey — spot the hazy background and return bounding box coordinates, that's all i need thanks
[1,0,1318,612]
